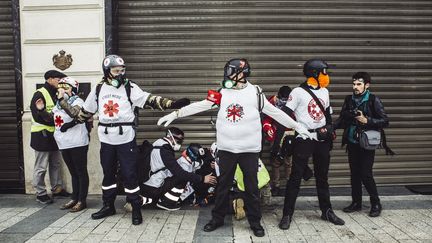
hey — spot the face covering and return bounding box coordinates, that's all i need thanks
[307,72,330,88]
[168,130,182,151]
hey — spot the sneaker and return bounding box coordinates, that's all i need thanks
[156,199,181,211]
[52,187,71,197]
[36,194,53,204]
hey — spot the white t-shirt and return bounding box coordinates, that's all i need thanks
[83,82,150,145]
[285,86,330,130]
[53,97,89,150]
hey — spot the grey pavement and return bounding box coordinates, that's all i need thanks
[0,186,431,243]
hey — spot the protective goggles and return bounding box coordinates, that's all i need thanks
[58,83,72,89]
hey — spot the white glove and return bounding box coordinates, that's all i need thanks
[157,111,178,127]
[295,124,316,140]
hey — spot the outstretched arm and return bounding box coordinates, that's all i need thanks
[144,95,190,110]
[157,99,214,127]
[262,99,314,140]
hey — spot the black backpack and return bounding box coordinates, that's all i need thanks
[136,140,165,185]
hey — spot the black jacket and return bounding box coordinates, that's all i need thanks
[334,93,393,154]
[158,142,203,185]
[30,83,59,151]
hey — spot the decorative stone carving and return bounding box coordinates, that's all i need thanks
[52,50,73,70]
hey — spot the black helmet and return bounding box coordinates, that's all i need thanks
[186,143,205,164]
[165,127,184,144]
[102,54,126,78]
[303,59,328,79]
[223,58,251,81]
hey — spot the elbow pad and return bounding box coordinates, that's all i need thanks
[146,95,172,110]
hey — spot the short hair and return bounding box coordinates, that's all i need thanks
[44,70,67,80]
[277,86,292,99]
[352,72,371,84]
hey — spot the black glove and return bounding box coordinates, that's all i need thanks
[60,120,78,132]
[170,98,190,109]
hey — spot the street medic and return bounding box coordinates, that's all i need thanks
[77,55,190,225]
[157,58,313,237]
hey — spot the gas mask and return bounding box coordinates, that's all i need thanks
[275,97,288,109]
[109,67,126,88]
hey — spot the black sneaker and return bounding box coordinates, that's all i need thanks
[156,199,181,211]
[36,194,53,204]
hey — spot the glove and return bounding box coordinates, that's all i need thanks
[60,120,77,132]
[295,124,316,140]
[157,111,178,127]
[170,98,190,109]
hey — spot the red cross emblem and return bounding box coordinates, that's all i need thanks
[307,98,324,121]
[54,115,64,127]
[103,100,119,117]
[226,104,244,123]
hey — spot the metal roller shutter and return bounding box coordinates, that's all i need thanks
[117,0,432,186]
[0,1,23,192]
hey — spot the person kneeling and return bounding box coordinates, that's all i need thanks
[141,128,217,211]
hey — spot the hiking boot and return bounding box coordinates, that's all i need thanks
[278,215,292,230]
[250,224,265,237]
[132,204,143,225]
[233,198,246,220]
[36,194,53,204]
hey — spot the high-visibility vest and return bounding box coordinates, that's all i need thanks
[31,87,55,133]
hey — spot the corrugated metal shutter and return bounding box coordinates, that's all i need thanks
[0,1,23,191]
[117,0,432,186]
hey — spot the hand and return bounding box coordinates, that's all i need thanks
[60,120,77,132]
[157,111,178,127]
[355,110,368,124]
[295,124,316,140]
[35,98,45,110]
[57,88,65,99]
[204,173,217,185]
[170,98,190,109]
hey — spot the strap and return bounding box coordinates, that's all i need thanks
[95,80,134,107]
[300,83,331,124]
[255,85,264,113]
[99,122,135,127]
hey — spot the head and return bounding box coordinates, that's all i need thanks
[352,72,371,96]
[182,143,206,168]
[44,70,67,88]
[102,55,127,88]
[58,77,79,96]
[164,127,184,151]
[222,58,251,89]
[276,85,292,107]
[303,59,330,88]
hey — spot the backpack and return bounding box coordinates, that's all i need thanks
[136,140,165,185]
[95,80,139,127]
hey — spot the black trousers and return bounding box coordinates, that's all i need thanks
[212,150,261,227]
[61,145,89,202]
[283,139,332,216]
[141,176,187,201]
[100,139,141,206]
[347,142,380,205]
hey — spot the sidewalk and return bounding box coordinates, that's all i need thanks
[0,187,431,243]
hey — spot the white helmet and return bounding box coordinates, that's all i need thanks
[59,77,79,94]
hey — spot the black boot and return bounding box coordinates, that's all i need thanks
[91,202,115,220]
[203,219,224,232]
[343,202,362,213]
[369,203,382,217]
[250,224,265,237]
[321,209,345,225]
[132,204,143,225]
[278,215,292,230]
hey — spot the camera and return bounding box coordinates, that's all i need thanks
[349,109,362,117]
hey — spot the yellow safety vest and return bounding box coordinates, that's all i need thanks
[31,87,55,133]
